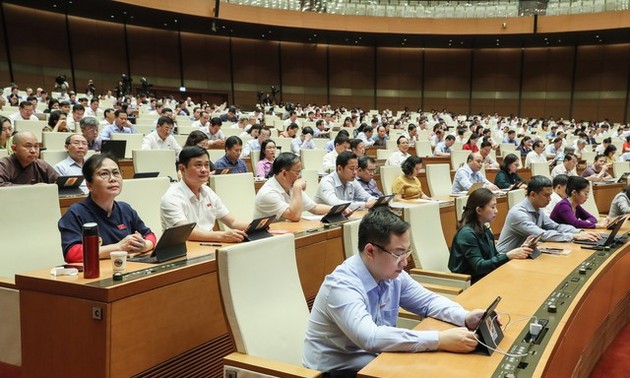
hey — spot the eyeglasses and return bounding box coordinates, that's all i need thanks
[96,169,123,180]
[371,243,412,264]
[2,126,12,132]
[69,141,88,146]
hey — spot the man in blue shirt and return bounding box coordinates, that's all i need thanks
[496,175,600,253]
[215,136,248,173]
[99,110,133,140]
[303,207,484,375]
[356,156,382,197]
[452,152,499,193]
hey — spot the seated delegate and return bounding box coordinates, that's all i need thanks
[392,156,430,200]
[315,151,377,211]
[58,154,156,263]
[550,176,607,229]
[609,184,630,217]
[160,146,249,243]
[496,175,600,254]
[303,207,485,375]
[452,152,499,193]
[493,153,526,190]
[255,152,330,221]
[449,188,532,284]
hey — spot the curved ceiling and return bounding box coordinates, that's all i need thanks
[5,0,630,48]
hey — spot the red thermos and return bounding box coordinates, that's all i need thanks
[82,222,100,278]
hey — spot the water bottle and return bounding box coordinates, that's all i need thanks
[82,222,100,279]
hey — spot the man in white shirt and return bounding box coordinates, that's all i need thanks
[315,151,377,211]
[191,111,210,129]
[550,153,578,178]
[284,111,301,128]
[84,98,101,118]
[100,108,116,127]
[53,134,88,187]
[9,101,38,127]
[525,141,548,168]
[322,134,351,173]
[141,116,182,158]
[254,152,330,221]
[202,117,225,147]
[403,124,418,147]
[161,146,249,242]
[479,141,499,169]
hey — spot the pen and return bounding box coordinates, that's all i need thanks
[200,243,222,247]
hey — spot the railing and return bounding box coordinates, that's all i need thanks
[221,0,630,18]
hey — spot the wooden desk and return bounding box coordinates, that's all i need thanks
[593,182,623,214]
[17,219,346,377]
[359,234,630,377]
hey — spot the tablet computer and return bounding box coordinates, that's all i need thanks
[474,296,504,356]
[321,202,351,224]
[244,215,276,241]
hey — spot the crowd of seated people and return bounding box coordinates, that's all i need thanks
[7,79,630,377]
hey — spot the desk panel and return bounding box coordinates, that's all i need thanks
[359,239,630,378]
[18,220,346,377]
[593,182,623,214]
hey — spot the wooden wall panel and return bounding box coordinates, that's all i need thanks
[376,47,423,110]
[3,4,69,90]
[280,41,327,106]
[180,32,231,92]
[470,48,521,115]
[69,16,126,96]
[521,47,573,118]
[231,37,280,106]
[423,49,470,113]
[329,45,374,108]
[572,44,629,122]
[0,5,8,85]
[127,25,179,88]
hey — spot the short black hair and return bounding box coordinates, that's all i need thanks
[114,109,126,118]
[552,174,569,188]
[563,153,576,162]
[334,133,350,147]
[358,207,410,252]
[83,153,118,183]
[358,155,375,169]
[72,104,85,112]
[287,123,299,131]
[302,126,314,135]
[225,136,242,150]
[350,138,364,150]
[566,176,590,197]
[272,152,300,175]
[336,151,357,168]
[178,146,209,167]
[445,135,455,141]
[157,116,174,127]
[527,175,553,195]
[401,156,423,175]
[211,117,222,126]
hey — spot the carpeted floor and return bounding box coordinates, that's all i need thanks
[590,320,630,377]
